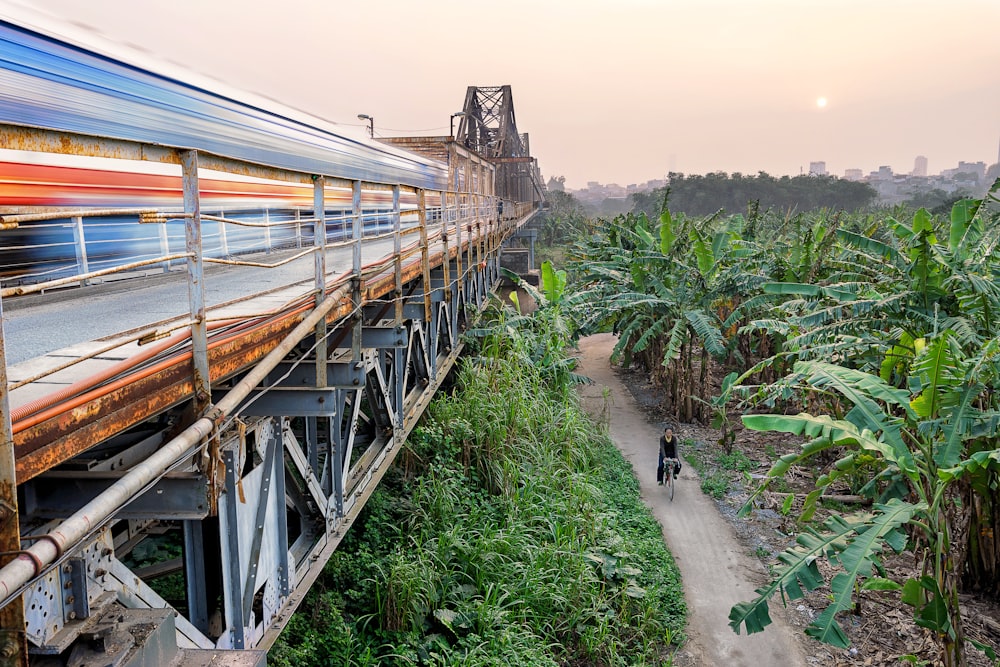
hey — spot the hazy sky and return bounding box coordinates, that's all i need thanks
[15,0,1000,189]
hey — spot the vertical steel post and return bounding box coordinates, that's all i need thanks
[351,180,362,363]
[272,422,290,597]
[418,190,432,323]
[263,208,272,253]
[183,519,209,634]
[71,215,90,286]
[392,186,402,325]
[466,215,474,306]
[313,178,327,388]
[328,412,344,518]
[392,186,404,428]
[222,450,246,649]
[217,212,229,258]
[441,194,452,306]
[158,221,171,273]
[453,191,463,292]
[181,151,211,412]
[0,296,26,666]
[294,209,302,249]
[475,194,484,307]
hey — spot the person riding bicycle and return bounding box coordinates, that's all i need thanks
[657,426,681,485]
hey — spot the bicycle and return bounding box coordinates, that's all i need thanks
[663,457,678,501]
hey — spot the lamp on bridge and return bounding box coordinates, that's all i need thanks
[450,111,467,140]
[357,113,374,138]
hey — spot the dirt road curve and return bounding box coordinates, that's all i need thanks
[575,334,806,666]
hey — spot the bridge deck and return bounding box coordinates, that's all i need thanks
[5,236,397,403]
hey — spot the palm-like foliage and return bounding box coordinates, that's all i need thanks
[726,184,1000,667]
[570,207,780,423]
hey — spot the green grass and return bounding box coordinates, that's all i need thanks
[682,440,759,501]
[715,450,755,474]
[270,303,686,666]
[700,472,729,499]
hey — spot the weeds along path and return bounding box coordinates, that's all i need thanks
[575,334,806,667]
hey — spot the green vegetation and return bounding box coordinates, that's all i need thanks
[533,190,592,266]
[271,290,685,666]
[567,180,1000,666]
[715,450,755,474]
[700,473,729,500]
[680,440,755,501]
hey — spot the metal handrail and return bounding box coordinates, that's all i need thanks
[1,253,193,297]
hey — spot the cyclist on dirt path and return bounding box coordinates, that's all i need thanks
[657,426,681,485]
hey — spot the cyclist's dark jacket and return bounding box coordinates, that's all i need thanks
[659,435,678,459]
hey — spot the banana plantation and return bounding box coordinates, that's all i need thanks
[570,184,1000,666]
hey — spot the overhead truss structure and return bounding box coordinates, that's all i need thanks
[455,85,546,206]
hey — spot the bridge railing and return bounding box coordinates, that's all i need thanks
[0,188,527,401]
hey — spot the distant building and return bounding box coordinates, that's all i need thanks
[809,161,827,176]
[912,155,928,177]
[870,166,894,180]
[844,168,863,181]
[941,161,987,185]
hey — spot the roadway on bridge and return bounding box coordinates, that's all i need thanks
[3,236,398,366]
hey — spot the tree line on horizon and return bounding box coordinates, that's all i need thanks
[630,171,878,217]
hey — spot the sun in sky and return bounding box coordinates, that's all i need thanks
[816,97,828,109]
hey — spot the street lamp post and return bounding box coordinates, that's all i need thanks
[357,113,374,138]
[450,111,466,140]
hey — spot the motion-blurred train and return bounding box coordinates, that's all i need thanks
[0,4,449,284]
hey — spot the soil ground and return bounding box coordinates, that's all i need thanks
[574,333,1000,667]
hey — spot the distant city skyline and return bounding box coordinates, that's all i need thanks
[12,0,1000,190]
[598,150,999,190]
[567,153,996,190]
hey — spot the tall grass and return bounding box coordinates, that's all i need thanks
[271,300,685,665]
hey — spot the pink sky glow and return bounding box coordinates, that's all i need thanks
[15,0,1000,189]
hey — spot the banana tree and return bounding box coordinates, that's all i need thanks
[729,330,1000,667]
[571,209,742,421]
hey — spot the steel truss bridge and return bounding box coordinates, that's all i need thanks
[0,10,543,666]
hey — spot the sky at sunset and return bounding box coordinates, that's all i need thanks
[13,0,1000,189]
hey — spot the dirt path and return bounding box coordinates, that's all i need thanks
[575,334,806,666]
